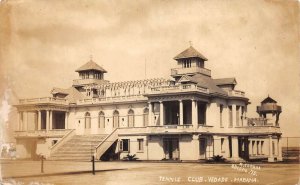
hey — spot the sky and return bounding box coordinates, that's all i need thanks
[0,0,299,141]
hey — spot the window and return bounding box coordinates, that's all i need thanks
[261,141,264,155]
[228,106,233,127]
[98,111,105,128]
[120,139,130,152]
[138,139,144,152]
[113,110,119,128]
[143,108,149,126]
[221,138,225,152]
[128,109,135,127]
[84,112,91,129]
[220,105,223,127]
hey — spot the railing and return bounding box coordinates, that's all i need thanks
[118,124,216,135]
[77,95,147,104]
[73,78,105,86]
[171,67,211,77]
[228,90,245,97]
[14,129,72,138]
[50,129,76,154]
[150,84,209,94]
[247,118,268,126]
[95,128,119,159]
[19,97,68,105]
[234,125,281,134]
[257,104,282,112]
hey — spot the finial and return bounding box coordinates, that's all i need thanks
[189,41,192,47]
[89,55,93,61]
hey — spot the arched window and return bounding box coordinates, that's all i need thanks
[85,112,91,129]
[128,109,135,127]
[113,110,119,128]
[143,108,149,126]
[98,111,105,128]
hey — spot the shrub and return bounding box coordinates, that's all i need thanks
[123,154,138,161]
[208,155,226,163]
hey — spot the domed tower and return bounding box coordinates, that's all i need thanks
[257,96,282,126]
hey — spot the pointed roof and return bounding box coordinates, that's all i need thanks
[174,46,208,61]
[261,96,277,104]
[214,78,237,86]
[178,75,198,83]
[51,87,85,103]
[189,74,227,95]
[75,60,107,73]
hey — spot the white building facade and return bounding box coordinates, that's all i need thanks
[14,46,283,162]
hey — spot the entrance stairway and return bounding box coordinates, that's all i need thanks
[48,134,108,161]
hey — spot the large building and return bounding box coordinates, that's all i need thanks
[14,46,283,162]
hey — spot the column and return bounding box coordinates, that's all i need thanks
[159,101,164,126]
[49,110,53,130]
[18,111,22,131]
[253,140,257,155]
[232,104,236,127]
[268,135,274,162]
[179,100,183,125]
[213,135,221,156]
[248,139,252,157]
[37,110,41,130]
[148,102,153,126]
[46,110,50,131]
[257,141,261,155]
[277,137,283,161]
[231,136,239,160]
[236,106,240,126]
[192,100,198,127]
[23,112,28,131]
[65,112,68,129]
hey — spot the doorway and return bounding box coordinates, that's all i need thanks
[163,138,179,160]
[199,138,207,159]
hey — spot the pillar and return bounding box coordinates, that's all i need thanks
[49,111,53,130]
[148,102,153,126]
[253,140,257,155]
[268,135,274,162]
[46,110,50,131]
[277,137,283,161]
[231,136,239,160]
[192,100,198,128]
[23,112,28,131]
[37,110,41,130]
[18,111,22,131]
[65,112,68,129]
[236,106,240,126]
[159,101,164,126]
[248,139,252,157]
[179,100,183,125]
[213,135,221,156]
[257,141,261,155]
[232,104,236,127]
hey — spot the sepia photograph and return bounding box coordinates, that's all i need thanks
[0,0,299,184]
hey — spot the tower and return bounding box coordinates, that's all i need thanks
[171,46,210,82]
[73,58,108,98]
[73,59,107,87]
[257,96,282,126]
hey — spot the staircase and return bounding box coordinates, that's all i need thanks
[48,134,108,161]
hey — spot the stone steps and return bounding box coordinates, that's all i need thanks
[48,134,108,161]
